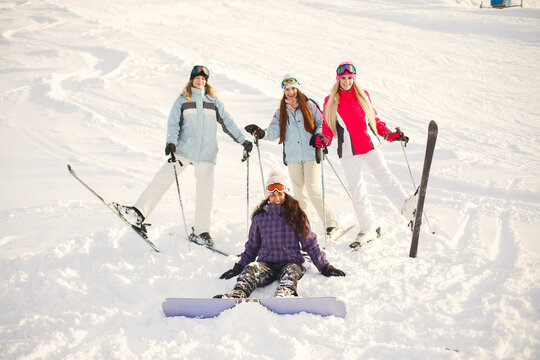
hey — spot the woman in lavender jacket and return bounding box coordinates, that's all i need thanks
[215,169,345,299]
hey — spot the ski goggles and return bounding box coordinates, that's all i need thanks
[190,65,209,79]
[281,77,300,89]
[267,183,286,193]
[336,63,356,76]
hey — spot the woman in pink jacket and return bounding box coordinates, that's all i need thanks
[320,62,417,242]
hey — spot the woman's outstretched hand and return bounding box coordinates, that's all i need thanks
[321,264,346,277]
[219,263,243,279]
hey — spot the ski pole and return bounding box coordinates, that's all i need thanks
[168,153,189,238]
[323,154,352,200]
[396,127,434,234]
[254,137,265,195]
[242,148,250,237]
[315,135,328,246]
[396,127,416,188]
[320,148,328,246]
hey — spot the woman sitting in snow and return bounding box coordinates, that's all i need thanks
[215,169,345,299]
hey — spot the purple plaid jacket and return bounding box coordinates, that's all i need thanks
[238,203,329,271]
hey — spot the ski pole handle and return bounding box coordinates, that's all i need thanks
[168,152,183,166]
[395,127,409,147]
[242,149,250,162]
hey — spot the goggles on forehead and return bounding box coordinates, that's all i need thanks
[191,65,209,78]
[267,183,286,193]
[281,77,300,89]
[336,63,356,76]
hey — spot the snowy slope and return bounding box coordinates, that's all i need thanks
[1,0,539,359]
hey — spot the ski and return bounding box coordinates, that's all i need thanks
[409,121,438,258]
[327,224,355,243]
[187,230,230,257]
[67,164,159,252]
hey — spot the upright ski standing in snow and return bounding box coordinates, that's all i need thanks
[67,165,160,252]
[409,121,438,258]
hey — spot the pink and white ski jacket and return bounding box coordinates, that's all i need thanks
[322,88,391,158]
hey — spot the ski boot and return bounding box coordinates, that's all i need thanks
[188,229,214,247]
[112,203,146,230]
[401,187,419,228]
[326,226,343,242]
[350,227,381,249]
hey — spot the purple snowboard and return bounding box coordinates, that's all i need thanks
[162,297,347,319]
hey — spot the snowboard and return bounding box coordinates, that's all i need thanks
[67,164,159,252]
[162,296,347,319]
[409,121,438,258]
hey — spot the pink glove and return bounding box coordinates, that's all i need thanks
[385,131,409,144]
[315,135,328,148]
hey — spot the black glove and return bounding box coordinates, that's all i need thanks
[245,124,265,139]
[242,140,253,153]
[320,264,345,277]
[219,263,243,280]
[165,143,176,155]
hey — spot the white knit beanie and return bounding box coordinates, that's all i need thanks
[281,73,301,92]
[265,169,289,198]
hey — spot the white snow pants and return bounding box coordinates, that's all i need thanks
[341,148,408,232]
[287,160,338,229]
[134,155,214,234]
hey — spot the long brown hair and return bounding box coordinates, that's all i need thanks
[251,193,310,239]
[181,80,217,101]
[278,90,316,144]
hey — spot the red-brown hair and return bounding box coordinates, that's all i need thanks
[278,90,315,144]
[252,194,310,239]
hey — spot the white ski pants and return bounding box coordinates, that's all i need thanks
[134,155,214,234]
[287,160,338,229]
[341,148,408,232]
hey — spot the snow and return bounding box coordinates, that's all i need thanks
[1,0,539,358]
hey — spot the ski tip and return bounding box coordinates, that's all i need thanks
[67,164,72,171]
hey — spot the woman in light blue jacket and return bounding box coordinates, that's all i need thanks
[115,65,252,246]
[246,74,340,238]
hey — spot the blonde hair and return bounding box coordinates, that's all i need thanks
[181,80,217,101]
[323,80,377,136]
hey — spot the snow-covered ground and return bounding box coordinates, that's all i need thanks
[1,0,539,358]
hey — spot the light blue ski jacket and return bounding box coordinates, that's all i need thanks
[166,87,246,163]
[264,100,323,165]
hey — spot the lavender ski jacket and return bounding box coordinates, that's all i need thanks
[238,203,329,271]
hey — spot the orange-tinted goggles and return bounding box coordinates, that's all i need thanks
[267,183,286,193]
